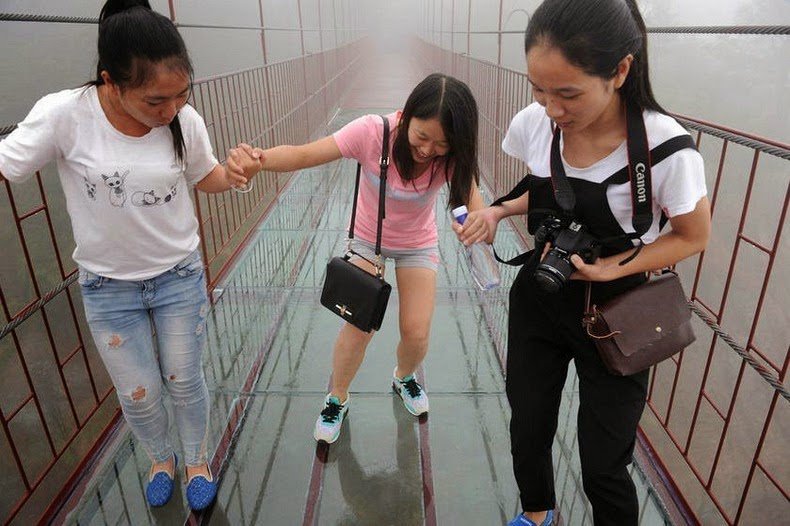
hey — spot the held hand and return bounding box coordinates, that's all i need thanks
[540,243,551,261]
[237,143,267,167]
[226,144,262,189]
[238,143,269,171]
[569,254,618,282]
[252,146,266,165]
[236,143,264,176]
[452,207,500,246]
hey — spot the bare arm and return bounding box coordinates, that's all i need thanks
[259,136,343,172]
[195,164,239,193]
[571,196,712,281]
[490,193,529,221]
[453,190,530,245]
[451,179,493,244]
[466,179,485,212]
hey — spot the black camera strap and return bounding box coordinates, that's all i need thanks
[492,104,697,266]
[623,102,654,243]
[348,115,389,259]
[550,103,652,238]
[549,124,577,215]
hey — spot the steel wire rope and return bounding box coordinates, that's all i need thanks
[427,25,790,36]
[0,13,98,24]
[0,273,78,341]
[649,25,790,35]
[688,301,790,402]
[0,13,350,31]
[675,118,790,160]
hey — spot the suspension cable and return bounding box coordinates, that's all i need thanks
[0,274,79,341]
[648,25,790,35]
[424,25,790,36]
[688,301,790,403]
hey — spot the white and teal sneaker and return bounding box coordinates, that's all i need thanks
[313,393,349,444]
[392,368,429,416]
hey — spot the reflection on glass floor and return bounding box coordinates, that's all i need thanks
[66,109,672,525]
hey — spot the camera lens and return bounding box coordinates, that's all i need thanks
[534,267,564,293]
[534,250,575,293]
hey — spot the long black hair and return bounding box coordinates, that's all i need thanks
[525,0,666,113]
[90,0,194,162]
[392,73,480,209]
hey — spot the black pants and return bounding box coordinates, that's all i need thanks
[506,264,649,526]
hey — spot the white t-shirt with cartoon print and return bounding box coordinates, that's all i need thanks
[502,102,707,245]
[0,86,218,280]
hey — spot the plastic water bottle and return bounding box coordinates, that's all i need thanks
[452,205,501,291]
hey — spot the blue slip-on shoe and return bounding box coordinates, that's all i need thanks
[145,453,177,507]
[507,509,554,526]
[186,465,218,511]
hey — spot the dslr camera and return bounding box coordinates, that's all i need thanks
[533,216,600,293]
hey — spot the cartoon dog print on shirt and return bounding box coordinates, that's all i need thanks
[131,189,161,206]
[130,184,178,207]
[101,170,129,207]
[163,184,177,203]
[82,176,97,200]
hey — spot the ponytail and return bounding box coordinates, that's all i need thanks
[99,0,152,23]
[620,0,666,113]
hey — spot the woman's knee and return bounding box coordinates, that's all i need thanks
[399,325,430,350]
[579,433,636,482]
[118,382,163,413]
[163,371,207,402]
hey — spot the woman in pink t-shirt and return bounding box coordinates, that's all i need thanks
[241,74,487,444]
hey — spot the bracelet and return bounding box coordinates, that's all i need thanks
[232,179,254,194]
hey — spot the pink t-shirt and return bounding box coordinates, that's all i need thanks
[333,112,452,249]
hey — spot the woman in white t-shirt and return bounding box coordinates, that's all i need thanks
[0,0,261,511]
[453,1,711,525]
[242,73,484,445]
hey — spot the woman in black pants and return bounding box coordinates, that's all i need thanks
[453,1,711,524]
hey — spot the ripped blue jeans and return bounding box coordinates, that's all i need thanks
[79,249,210,467]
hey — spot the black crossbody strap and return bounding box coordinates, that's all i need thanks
[376,116,390,255]
[490,173,531,207]
[347,115,390,256]
[348,162,362,240]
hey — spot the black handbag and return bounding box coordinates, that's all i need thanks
[582,271,696,376]
[319,115,392,332]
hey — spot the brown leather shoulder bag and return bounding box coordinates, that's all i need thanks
[583,271,696,376]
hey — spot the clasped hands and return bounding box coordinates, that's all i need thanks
[225,143,266,190]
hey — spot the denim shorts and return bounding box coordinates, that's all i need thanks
[347,238,440,272]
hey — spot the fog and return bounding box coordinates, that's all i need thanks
[1,0,788,141]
